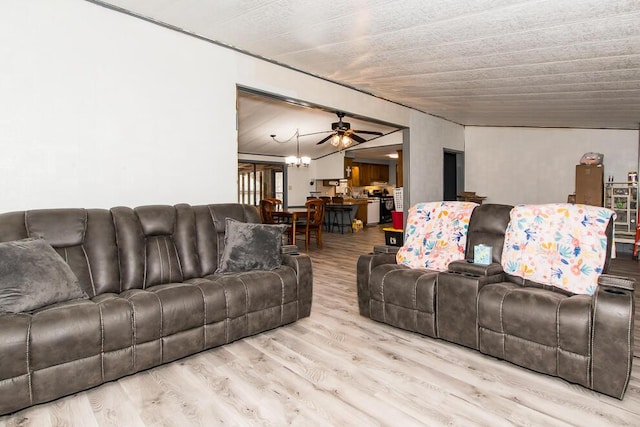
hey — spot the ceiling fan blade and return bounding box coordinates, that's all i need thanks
[316,134,334,145]
[350,133,366,144]
[353,130,384,136]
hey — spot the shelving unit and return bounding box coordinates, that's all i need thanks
[604,182,638,243]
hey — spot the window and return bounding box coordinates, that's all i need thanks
[238,162,285,206]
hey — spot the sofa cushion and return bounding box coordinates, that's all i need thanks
[0,238,87,314]
[216,219,287,273]
[396,201,477,271]
[501,203,614,295]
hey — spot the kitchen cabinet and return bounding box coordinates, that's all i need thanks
[351,165,361,186]
[349,162,389,186]
[370,164,389,183]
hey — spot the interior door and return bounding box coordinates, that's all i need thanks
[443,151,458,201]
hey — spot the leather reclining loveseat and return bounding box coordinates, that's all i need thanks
[0,203,312,415]
[357,202,635,399]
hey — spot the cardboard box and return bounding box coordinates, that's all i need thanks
[575,164,603,206]
[383,227,404,247]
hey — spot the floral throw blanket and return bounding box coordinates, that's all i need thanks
[501,203,615,295]
[396,201,478,271]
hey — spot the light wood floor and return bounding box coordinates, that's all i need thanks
[2,226,639,426]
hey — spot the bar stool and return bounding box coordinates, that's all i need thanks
[330,198,355,234]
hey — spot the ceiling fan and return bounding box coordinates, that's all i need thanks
[315,112,384,149]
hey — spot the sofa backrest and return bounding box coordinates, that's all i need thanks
[501,203,615,295]
[0,203,262,298]
[192,204,261,276]
[111,204,201,290]
[465,204,514,263]
[396,201,478,271]
[0,208,120,297]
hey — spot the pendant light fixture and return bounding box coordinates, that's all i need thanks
[271,128,311,167]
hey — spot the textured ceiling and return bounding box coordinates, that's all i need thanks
[96,0,640,132]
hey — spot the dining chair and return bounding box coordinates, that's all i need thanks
[289,198,325,250]
[264,198,283,211]
[318,196,331,230]
[259,199,277,224]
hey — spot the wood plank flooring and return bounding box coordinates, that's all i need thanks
[1,226,639,426]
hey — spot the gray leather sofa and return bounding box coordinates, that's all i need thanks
[357,203,635,399]
[0,203,312,415]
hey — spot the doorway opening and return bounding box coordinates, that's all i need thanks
[238,162,285,207]
[443,149,464,201]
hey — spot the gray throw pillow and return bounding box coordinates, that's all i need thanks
[0,238,87,314]
[216,218,288,273]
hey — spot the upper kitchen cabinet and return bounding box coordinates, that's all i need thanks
[347,159,390,186]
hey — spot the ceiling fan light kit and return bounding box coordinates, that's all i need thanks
[271,112,385,164]
[331,133,353,150]
[316,112,383,150]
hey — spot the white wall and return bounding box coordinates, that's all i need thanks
[1,0,239,210]
[406,112,466,207]
[465,127,638,205]
[0,0,510,214]
[3,0,443,212]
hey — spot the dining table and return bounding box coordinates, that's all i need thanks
[272,208,309,246]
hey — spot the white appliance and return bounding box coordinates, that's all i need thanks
[336,179,349,195]
[367,198,380,224]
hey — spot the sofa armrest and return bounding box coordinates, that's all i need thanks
[591,277,635,399]
[281,244,300,255]
[373,245,400,254]
[357,253,397,317]
[448,260,503,277]
[598,274,635,291]
[282,254,313,318]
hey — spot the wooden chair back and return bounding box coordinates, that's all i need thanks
[264,198,283,211]
[259,199,277,224]
[291,198,325,250]
[306,198,325,228]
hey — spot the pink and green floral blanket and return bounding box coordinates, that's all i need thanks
[501,203,615,295]
[396,201,478,271]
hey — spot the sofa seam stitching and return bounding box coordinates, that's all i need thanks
[556,298,561,376]
[154,291,163,362]
[81,245,97,297]
[155,238,163,285]
[590,290,598,386]
[26,316,33,405]
[223,284,230,344]
[195,283,207,350]
[129,297,137,371]
[279,271,285,325]
[98,302,105,381]
[622,293,633,398]
[170,238,183,282]
[498,288,511,357]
